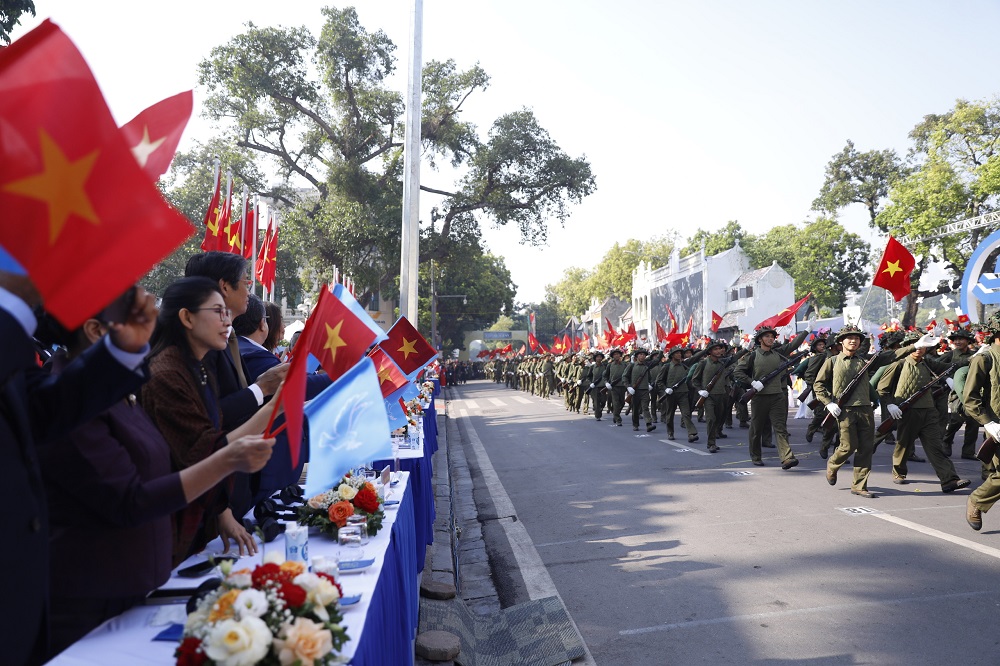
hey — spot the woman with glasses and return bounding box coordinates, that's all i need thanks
[142,277,279,566]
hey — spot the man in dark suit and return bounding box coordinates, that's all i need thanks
[1,272,156,665]
[232,295,331,503]
[185,253,288,517]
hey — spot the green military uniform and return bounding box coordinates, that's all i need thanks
[625,349,655,432]
[800,339,839,457]
[586,352,608,420]
[607,351,628,426]
[692,341,731,452]
[961,315,1000,530]
[877,348,968,490]
[940,330,979,458]
[660,347,699,441]
[814,325,915,496]
[734,329,808,468]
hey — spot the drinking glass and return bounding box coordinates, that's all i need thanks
[338,524,364,562]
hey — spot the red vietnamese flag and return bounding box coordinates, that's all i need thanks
[527,331,540,352]
[710,310,722,333]
[306,287,381,382]
[499,343,513,354]
[517,344,526,356]
[540,342,551,353]
[605,317,617,337]
[119,90,192,180]
[0,21,194,328]
[926,319,937,331]
[667,306,678,334]
[655,319,668,343]
[679,316,693,346]
[384,316,436,376]
[240,200,255,260]
[255,214,278,293]
[958,314,971,328]
[755,293,811,330]
[872,236,915,302]
[367,346,408,398]
[562,333,572,352]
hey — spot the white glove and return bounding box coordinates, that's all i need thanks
[887,404,903,420]
[825,403,842,418]
[985,421,1000,441]
[751,380,764,392]
[946,378,955,391]
[605,382,612,390]
[589,383,595,389]
[576,380,582,386]
[914,333,938,349]
[627,386,635,395]
[665,388,673,395]
[698,390,709,399]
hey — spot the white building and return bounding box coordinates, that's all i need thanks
[631,242,796,340]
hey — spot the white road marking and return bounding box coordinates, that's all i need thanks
[511,396,533,404]
[463,399,480,410]
[488,397,506,407]
[459,416,597,665]
[872,512,1000,560]
[660,439,711,456]
[620,588,999,636]
[456,409,468,419]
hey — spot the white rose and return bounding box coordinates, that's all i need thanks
[204,616,272,666]
[234,589,269,619]
[338,483,358,501]
[293,572,320,592]
[226,572,252,589]
[312,577,341,607]
[263,550,284,565]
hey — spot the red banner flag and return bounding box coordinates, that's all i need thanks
[119,90,192,180]
[254,214,277,293]
[200,165,223,251]
[0,21,194,328]
[755,293,812,330]
[563,333,573,353]
[958,314,971,328]
[367,346,409,398]
[384,317,436,376]
[872,236,915,302]
[655,319,668,343]
[605,317,617,336]
[667,306,678,334]
[528,331,540,352]
[710,310,722,333]
[241,201,255,260]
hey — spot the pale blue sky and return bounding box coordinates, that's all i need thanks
[15,1,1000,303]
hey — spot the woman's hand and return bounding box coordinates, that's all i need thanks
[218,508,258,557]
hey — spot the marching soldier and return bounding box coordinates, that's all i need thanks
[692,340,732,453]
[606,348,628,426]
[961,313,1000,531]
[625,348,656,432]
[941,329,980,458]
[585,351,608,420]
[660,346,700,442]
[734,327,808,469]
[814,324,929,498]
[801,336,840,458]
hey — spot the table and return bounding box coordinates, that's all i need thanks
[48,473,419,666]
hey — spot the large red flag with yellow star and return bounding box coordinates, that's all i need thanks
[383,316,436,376]
[756,293,812,330]
[367,346,409,398]
[119,90,192,180]
[872,235,915,302]
[305,285,382,383]
[0,21,194,328]
[710,310,722,333]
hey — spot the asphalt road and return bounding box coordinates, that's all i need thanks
[445,379,1000,666]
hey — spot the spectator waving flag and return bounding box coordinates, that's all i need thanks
[0,21,193,328]
[303,358,392,497]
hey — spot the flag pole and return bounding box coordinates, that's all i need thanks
[249,194,258,293]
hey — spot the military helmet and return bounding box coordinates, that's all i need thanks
[901,330,922,345]
[609,347,623,357]
[835,324,865,343]
[949,328,975,341]
[668,345,684,358]
[632,348,649,359]
[754,326,778,342]
[707,339,728,352]
[982,312,1000,339]
[592,350,605,358]
[809,337,827,352]
[878,330,904,349]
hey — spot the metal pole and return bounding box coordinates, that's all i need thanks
[398,0,423,322]
[430,260,438,351]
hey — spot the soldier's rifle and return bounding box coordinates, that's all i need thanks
[876,362,959,435]
[819,353,883,430]
[739,350,809,404]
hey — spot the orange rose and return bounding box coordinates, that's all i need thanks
[327,501,354,528]
[363,482,376,495]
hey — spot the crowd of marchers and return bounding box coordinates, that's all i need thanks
[483,316,1000,533]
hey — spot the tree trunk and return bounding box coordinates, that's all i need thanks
[902,289,920,329]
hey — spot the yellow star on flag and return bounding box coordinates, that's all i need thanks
[882,260,902,277]
[130,126,165,168]
[225,221,242,251]
[376,360,394,384]
[323,321,347,362]
[2,130,100,244]
[398,337,418,359]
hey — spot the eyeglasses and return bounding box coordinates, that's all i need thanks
[191,306,232,322]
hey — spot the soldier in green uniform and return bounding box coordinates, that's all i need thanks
[692,340,732,453]
[941,329,980,458]
[961,313,1000,530]
[585,351,608,420]
[540,353,555,398]
[606,348,628,426]
[661,346,700,442]
[876,336,970,491]
[625,348,656,432]
[800,336,840,458]
[814,324,927,498]
[734,327,808,469]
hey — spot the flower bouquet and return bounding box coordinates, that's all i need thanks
[176,559,348,666]
[298,474,385,538]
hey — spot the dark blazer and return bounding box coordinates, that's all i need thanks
[237,336,332,398]
[203,346,257,430]
[1,309,144,666]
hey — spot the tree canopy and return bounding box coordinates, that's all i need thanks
[0,0,34,44]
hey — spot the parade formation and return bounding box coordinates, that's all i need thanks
[482,314,1000,529]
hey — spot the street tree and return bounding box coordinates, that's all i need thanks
[681,220,747,257]
[812,140,907,230]
[545,267,595,320]
[0,0,33,44]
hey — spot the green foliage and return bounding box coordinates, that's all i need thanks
[488,315,515,331]
[545,266,594,320]
[681,221,746,257]
[590,236,678,301]
[516,296,563,341]
[0,0,34,44]
[812,140,907,229]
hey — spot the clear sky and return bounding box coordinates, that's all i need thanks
[14,1,1000,304]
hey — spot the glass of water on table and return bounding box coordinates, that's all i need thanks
[338,524,364,563]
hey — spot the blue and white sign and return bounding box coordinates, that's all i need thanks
[483,331,513,340]
[960,228,1000,323]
